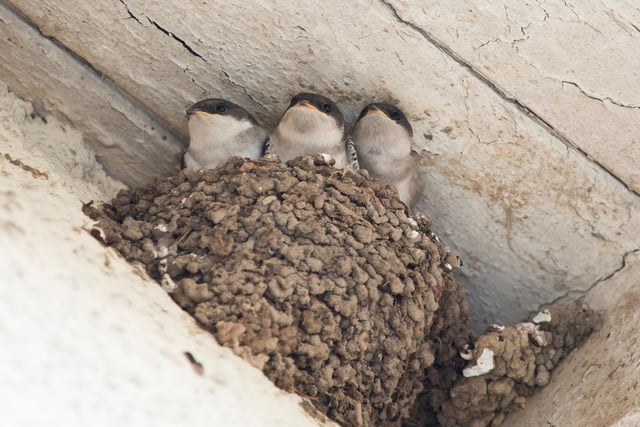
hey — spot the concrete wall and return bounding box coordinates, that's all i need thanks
[1,0,639,403]
[2,1,640,425]
[504,250,640,426]
[3,1,638,328]
[0,81,335,427]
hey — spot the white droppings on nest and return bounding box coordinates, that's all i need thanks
[440,300,603,425]
[407,229,420,240]
[444,263,452,271]
[157,246,169,259]
[463,348,495,377]
[154,223,168,233]
[152,245,169,260]
[533,309,552,324]
[407,217,418,228]
[160,273,177,293]
[155,242,172,292]
[516,322,535,334]
[318,153,333,165]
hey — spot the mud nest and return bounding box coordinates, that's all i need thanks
[420,299,603,426]
[85,155,602,427]
[85,155,471,426]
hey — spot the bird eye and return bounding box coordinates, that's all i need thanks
[322,103,332,113]
[390,110,402,121]
[216,104,227,113]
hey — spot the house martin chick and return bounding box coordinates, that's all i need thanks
[183,98,266,169]
[264,93,347,167]
[352,103,423,208]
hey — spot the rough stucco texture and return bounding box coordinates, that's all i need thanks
[387,0,640,193]
[1,0,639,328]
[0,82,335,427]
[504,250,640,426]
[0,3,183,186]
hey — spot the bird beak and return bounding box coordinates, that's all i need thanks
[186,109,209,117]
[365,106,386,117]
[295,100,318,111]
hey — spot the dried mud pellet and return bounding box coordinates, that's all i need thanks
[85,156,513,427]
[179,278,213,303]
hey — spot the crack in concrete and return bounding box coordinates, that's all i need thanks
[118,0,142,25]
[512,23,531,48]
[466,125,481,144]
[559,17,606,38]
[183,67,206,93]
[474,10,531,50]
[221,70,266,110]
[146,18,206,62]
[0,3,182,149]
[117,3,206,95]
[537,248,640,315]
[473,24,529,52]
[473,38,498,51]
[561,0,580,20]
[533,0,550,21]
[461,79,501,145]
[569,201,615,245]
[561,80,640,109]
[378,0,640,200]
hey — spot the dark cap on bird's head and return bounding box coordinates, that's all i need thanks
[186,98,256,123]
[287,92,344,129]
[358,103,413,137]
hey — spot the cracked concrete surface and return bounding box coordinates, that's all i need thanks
[2,0,639,329]
[0,0,640,426]
[504,250,640,426]
[1,2,640,422]
[0,3,183,186]
[385,0,640,194]
[561,79,640,110]
[147,17,207,61]
[0,81,335,427]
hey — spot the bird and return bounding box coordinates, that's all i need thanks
[351,102,423,208]
[264,93,348,167]
[183,98,267,169]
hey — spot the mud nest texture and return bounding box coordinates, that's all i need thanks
[420,299,603,427]
[85,155,602,427]
[85,155,472,426]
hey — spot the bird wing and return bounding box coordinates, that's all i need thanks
[345,136,360,169]
[262,136,272,155]
[182,151,201,170]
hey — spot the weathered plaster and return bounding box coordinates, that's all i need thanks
[2,0,639,328]
[3,1,640,423]
[383,0,640,194]
[0,3,183,187]
[505,250,640,426]
[0,83,334,427]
